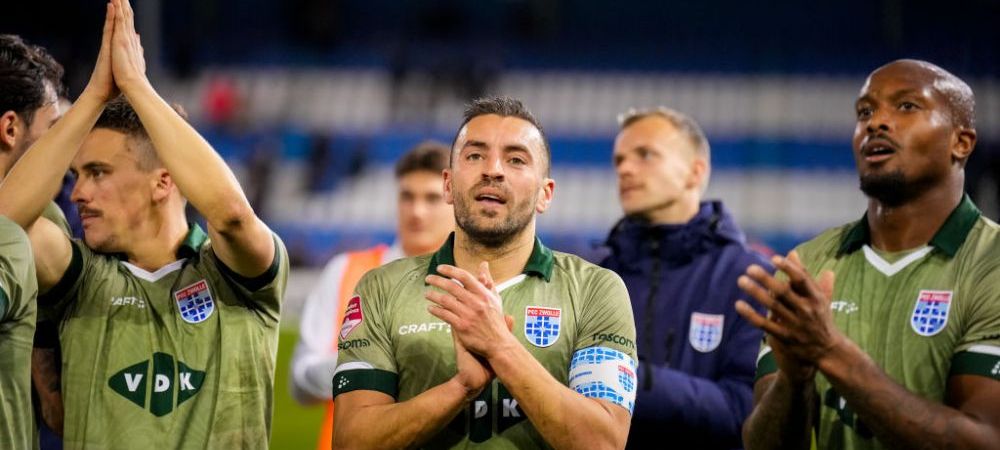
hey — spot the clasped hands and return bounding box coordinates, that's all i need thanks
[425,262,515,397]
[735,251,846,383]
[84,0,148,103]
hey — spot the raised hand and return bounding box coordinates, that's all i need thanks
[736,251,842,382]
[82,2,118,102]
[110,0,148,93]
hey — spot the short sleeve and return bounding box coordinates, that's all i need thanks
[37,239,93,323]
[331,269,399,399]
[570,267,639,414]
[208,234,288,324]
[950,262,1000,380]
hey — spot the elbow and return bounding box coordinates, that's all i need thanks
[209,201,256,235]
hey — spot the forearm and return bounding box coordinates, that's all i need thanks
[489,344,628,450]
[334,378,474,449]
[638,364,749,444]
[742,373,815,450]
[0,93,105,227]
[31,347,64,436]
[120,82,254,230]
[819,339,998,450]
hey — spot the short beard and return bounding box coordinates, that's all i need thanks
[859,170,933,208]
[454,190,535,249]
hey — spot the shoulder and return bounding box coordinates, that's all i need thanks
[356,254,432,296]
[794,222,856,263]
[959,217,1000,284]
[552,251,626,291]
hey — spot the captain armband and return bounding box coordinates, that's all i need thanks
[568,346,638,414]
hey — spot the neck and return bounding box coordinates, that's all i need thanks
[645,194,700,225]
[0,154,11,181]
[124,210,190,271]
[867,177,963,252]
[453,222,537,285]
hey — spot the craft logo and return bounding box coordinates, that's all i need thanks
[689,312,724,352]
[524,306,561,347]
[174,280,214,324]
[107,352,205,417]
[911,290,952,337]
[340,295,364,340]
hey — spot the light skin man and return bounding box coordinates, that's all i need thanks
[737,60,1000,449]
[0,1,285,447]
[331,97,636,449]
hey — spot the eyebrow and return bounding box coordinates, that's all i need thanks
[857,88,927,106]
[72,161,113,176]
[462,140,532,154]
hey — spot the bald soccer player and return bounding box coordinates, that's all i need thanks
[738,60,1000,450]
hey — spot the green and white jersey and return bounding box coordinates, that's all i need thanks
[756,196,1000,450]
[40,224,288,449]
[0,216,38,450]
[333,234,637,449]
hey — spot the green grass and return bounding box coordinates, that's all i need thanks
[270,328,326,449]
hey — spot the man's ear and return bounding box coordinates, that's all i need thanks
[150,168,175,203]
[687,157,709,191]
[535,178,555,214]
[443,168,455,205]
[952,128,977,165]
[0,110,23,150]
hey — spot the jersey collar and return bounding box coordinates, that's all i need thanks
[112,223,208,261]
[427,232,554,282]
[838,194,981,258]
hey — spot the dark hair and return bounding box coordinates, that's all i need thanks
[0,34,55,127]
[94,95,188,171]
[395,140,449,179]
[29,44,67,99]
[452,96,551,174]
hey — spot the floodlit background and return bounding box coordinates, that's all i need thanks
[5,0,1000,448]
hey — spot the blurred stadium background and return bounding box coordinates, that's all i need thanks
[4,0,1000,448]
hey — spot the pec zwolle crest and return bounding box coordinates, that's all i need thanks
[524,306,561,347]
[689,312,724,352]
[174,280,215,324]
[911,290,952,336]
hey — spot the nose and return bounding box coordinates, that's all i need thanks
[866,108,892,135]
[70,177,90,205]
[615,156,634,180]
[481,153,505,181]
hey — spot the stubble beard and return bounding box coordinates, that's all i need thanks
[859,169,935,208]
[454,188,536,249]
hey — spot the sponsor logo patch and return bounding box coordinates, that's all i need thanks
[107,352,205,417]
[524,306,561,347]
[911,290,952,336]
[340,295,363,340]
[173,280,214,324]
[689,312,724,352]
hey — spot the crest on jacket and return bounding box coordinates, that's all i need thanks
[911,290,952,337]
[689,312,724,352]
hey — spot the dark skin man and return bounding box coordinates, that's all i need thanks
[736,59,1000,450]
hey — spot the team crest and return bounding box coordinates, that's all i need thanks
[524,306,561,347]
[911,290,952,337]
[174,279,215,324]
[340,295,364,340]
[689,312,724,353]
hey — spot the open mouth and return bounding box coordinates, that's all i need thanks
[475,193,507,205]
[862,139,898,163]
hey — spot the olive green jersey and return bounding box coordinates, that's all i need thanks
[40,224,288,449]
[333,234,637,449]
[756,196,1000,450]
[0,216,38,450]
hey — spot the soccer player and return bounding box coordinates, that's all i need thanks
[291,141,454,449]
[331,96,637,449]
[737,59,1000,449]
[0,217,39,450]
[0,1,287,448]
[0,34,73,444]
[602,107,769,449]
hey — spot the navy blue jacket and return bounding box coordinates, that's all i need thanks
[600,201,770,449]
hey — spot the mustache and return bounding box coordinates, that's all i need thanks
[470,179,512,195]
[77,206,102,218]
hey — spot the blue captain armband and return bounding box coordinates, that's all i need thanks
[568,346,638,414]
